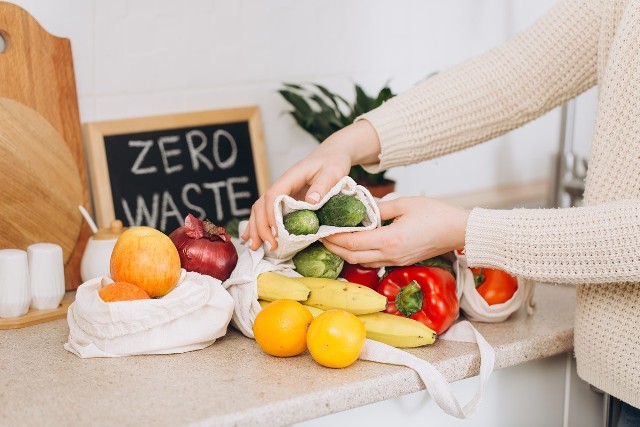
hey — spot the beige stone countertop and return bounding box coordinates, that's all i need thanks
[0,283,575,427]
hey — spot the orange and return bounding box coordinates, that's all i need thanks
[306,309,366,368]
[253,299,313,357]
[99,281,150,302]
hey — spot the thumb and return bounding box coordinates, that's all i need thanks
[304,172,343,204]
[377,199,406,221]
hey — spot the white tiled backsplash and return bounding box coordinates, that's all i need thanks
[9,0,581,201]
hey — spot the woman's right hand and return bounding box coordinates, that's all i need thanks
[241,120,381,251]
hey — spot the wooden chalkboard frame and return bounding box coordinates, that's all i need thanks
[83,106,269,229]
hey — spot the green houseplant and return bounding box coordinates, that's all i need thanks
[279,82,396,197]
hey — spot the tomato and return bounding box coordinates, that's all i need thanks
[339,262,380,289]
[471,267,518,305]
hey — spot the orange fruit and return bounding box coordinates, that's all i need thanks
[306,309,366,368]
[253,299,314,357]
[99,281,150,302]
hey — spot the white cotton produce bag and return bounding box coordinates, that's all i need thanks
[64,270,235,358]
[455,253,536,322]
[224,176,496,419]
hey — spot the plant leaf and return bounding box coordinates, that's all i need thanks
[279,89,313,116]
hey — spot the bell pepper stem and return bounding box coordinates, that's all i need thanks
[394,280,423,317]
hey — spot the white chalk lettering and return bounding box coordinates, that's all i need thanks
[185,130,213,172]
[181,183,206,220]
[129,140,157,175]
[121,193,159,227]
[202,181,226,222]
[160,191,182,231]
[212,129,237,169]
[158,135,183,174]
[226,176,252,217]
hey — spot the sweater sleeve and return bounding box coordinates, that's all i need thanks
[464,199,640,284]
[359,0,600,173]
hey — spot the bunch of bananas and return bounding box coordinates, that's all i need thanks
[257,272,436,348]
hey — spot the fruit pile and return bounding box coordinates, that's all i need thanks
[254,271,438,368]
[100,226,182,302]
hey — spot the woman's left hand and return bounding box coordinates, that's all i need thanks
[321,196,470,268]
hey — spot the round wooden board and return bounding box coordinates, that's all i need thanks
[0,98,83,263]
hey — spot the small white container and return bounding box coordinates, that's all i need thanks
[27,243,65,310]
[0,249,31,318]
[80,220,125,283]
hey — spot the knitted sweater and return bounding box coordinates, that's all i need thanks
[361,0,640,408]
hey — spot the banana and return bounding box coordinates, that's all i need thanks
[357,312,436,347]
[256,272,310,302]
[291,276,387,315]
[258,299,325,318]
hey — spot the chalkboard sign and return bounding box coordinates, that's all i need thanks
[84,107,269,234]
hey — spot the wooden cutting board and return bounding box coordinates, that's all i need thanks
[0,1,91,290]
[0,98,83,263]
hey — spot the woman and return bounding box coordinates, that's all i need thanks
[243,0,640,424]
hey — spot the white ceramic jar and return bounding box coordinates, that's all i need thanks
[80,220,125,283]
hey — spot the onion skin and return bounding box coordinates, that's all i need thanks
[169,214,238,281]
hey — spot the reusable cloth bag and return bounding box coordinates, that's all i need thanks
[224,176,496,419]
[65,270,234,358]
[456,253,536,322]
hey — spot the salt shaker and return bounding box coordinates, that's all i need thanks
[0,249,31,318]
[27,243,65,310]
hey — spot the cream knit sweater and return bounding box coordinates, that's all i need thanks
[361,0,640,408]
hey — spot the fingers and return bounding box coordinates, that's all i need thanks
[322,237,385,266]
[322,227,391,265]
[304,164,348,204]
[242,196,277,251]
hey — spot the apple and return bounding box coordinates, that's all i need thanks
[110,226,181,298]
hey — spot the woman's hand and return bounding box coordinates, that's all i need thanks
[322,197,470,268]
[242,120,381,251]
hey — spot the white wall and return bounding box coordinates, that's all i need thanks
[7,0,588,200]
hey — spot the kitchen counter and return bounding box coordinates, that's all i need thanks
[0,283,576,427]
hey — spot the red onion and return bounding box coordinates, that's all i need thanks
[169,214,238,281]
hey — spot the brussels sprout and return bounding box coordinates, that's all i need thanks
[292,243,344,279]
[283,210,320,235]
[317,194,366,227]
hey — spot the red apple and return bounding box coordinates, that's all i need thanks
[110,226,181,298]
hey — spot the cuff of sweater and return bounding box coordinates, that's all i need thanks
[464,207,509,269]
[356,102,410,173]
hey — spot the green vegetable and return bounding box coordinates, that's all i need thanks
[283,210,320,235]
[317,194,366,227]
[292,243,344,279]
[224,217,247,238]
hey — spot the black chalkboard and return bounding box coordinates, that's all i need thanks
[84,107,269,234]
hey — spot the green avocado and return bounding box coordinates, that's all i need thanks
[283,210,320,235]
[317,194,366,227]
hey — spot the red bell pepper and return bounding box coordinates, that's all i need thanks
[377,266,459,335]
[339,262,380,289]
